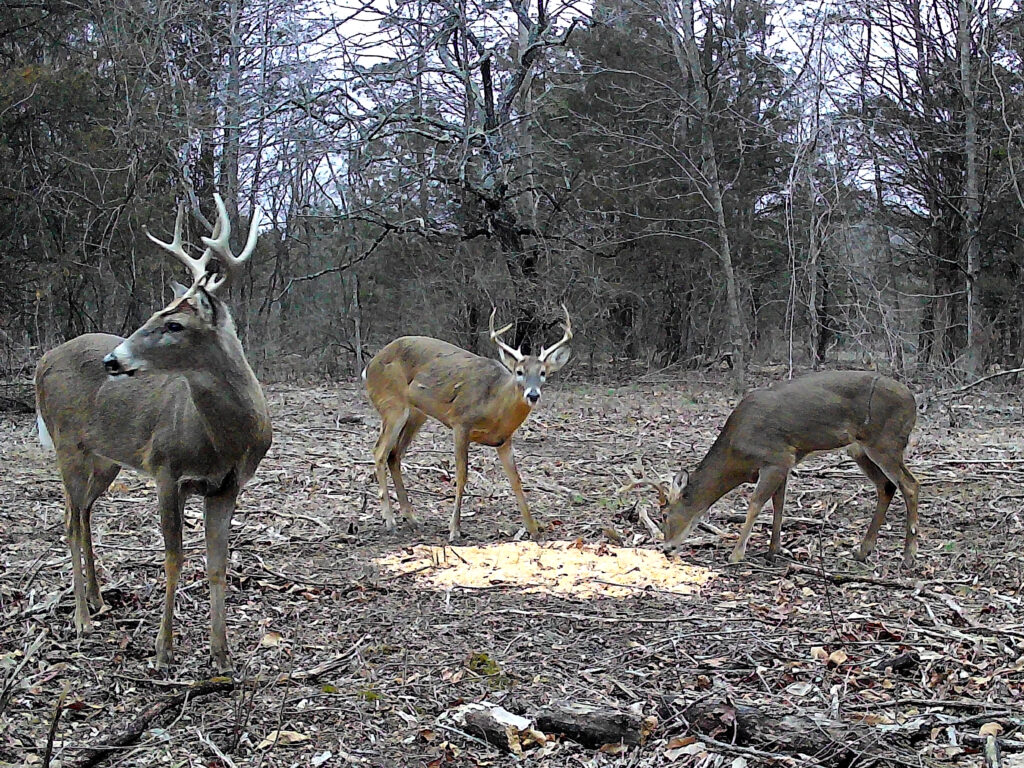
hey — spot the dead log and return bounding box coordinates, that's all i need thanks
[70,678,234,768]
[461,704,542,753]
[662,695,860,764]
[535,702,653,748]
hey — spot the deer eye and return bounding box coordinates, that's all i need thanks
[515,368,524,377]
[165,321,184,333]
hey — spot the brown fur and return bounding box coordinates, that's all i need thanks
[663,370,919,566]
[36,288,271,671]
[365,332,570,541]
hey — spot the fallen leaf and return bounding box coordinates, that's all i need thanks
[980,722,1004,737]
[257,729,310,749]
[260,631,283,647]
[827,649,848,668]
[785,681,815,697]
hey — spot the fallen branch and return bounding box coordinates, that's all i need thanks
[70,678,234,768]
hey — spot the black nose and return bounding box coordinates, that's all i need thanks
[527,392,540,404]
[103,354,121,374]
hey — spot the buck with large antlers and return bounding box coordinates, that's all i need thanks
[654,371,920,566]
[35,194,272,671]
[364,306,572,541]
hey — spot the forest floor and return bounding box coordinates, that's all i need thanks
[1,374,1023,768]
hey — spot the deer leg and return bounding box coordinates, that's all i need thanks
[850,448,896,562]
[373,409,408,531]
[863,445,920,567]
[448,427,470,542]
[204,481,238,673]
[63,498,91,635]
[155,479,185,670]
[767,473,789,561]
[496,439,540,540]
[730,466,787,564]
[80,462,120,611]
[58,460,94,634]
[389,410,426,528]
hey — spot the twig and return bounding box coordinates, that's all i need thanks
[934,367,1024,397]
[70,678,235,768]
[42,683,70,768]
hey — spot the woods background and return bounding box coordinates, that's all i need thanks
[2,0,1023,391]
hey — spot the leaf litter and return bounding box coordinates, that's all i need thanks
[0,374,1022,767]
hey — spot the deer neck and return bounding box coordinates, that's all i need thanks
[182,331,267,453]
[500,379,534,431]
[688,444,748,512]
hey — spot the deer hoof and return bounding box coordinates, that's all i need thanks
[74,613,94,636]
[728,549,745,565]
[448,530,462,543]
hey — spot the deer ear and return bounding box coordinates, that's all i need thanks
[544,344,572,372]
[170,280,189,299]
[192,287,217,324]
[669,469,689,499]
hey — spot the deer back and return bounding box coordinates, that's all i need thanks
[367,336,531,443]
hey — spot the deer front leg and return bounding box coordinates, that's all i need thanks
[155,480,184,670]
[448,427,470,542]
[204,482,237,673]
[730,466,787,564]
[496,440,540,540]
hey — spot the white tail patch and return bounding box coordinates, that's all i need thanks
[361,367,367,382]
[37,412,54,451]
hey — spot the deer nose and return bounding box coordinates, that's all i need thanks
[103,353,122,374]
[526,390,541,405]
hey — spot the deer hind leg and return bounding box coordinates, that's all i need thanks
[730,465,788,564]
[767,473,789,561]
[58,456,118,633]
[849,445,897,562]
[155,477,185,670]
[372,407,409,530]
[388,409,426,528]
[496,439,541,541]
[862,443,919,567]
[204,479,238,673]
[79,460,120,611]
[448,426,470,542]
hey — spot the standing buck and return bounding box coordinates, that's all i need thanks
[658,371,919,566]
[364,306,572,541]
[35,194,272,671]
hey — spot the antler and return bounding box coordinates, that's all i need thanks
[144,201,221,284]
[199,193,262,293]
[489,307,525,362]
[539,304,573,362]
[144,194,261,294]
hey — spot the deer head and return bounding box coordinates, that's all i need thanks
[490,304,573,406]
[103,194,261,377]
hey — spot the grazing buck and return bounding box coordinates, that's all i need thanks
[657,371,920,566]
[35,194,272,671]
[364,306,572,541]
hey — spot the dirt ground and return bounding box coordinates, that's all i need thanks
[1,376,1022,767]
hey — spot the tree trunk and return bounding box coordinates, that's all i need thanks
[663,0,746,391]
[959,0,982,376]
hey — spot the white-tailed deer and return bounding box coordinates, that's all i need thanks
[35,194,272,671]
[364,306,572,541]
[657,371,920,566]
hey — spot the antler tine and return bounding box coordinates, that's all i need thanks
[489,307,525,362]
[143,200,212,283]
[539,303,573,362]
[199,193,263,293]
